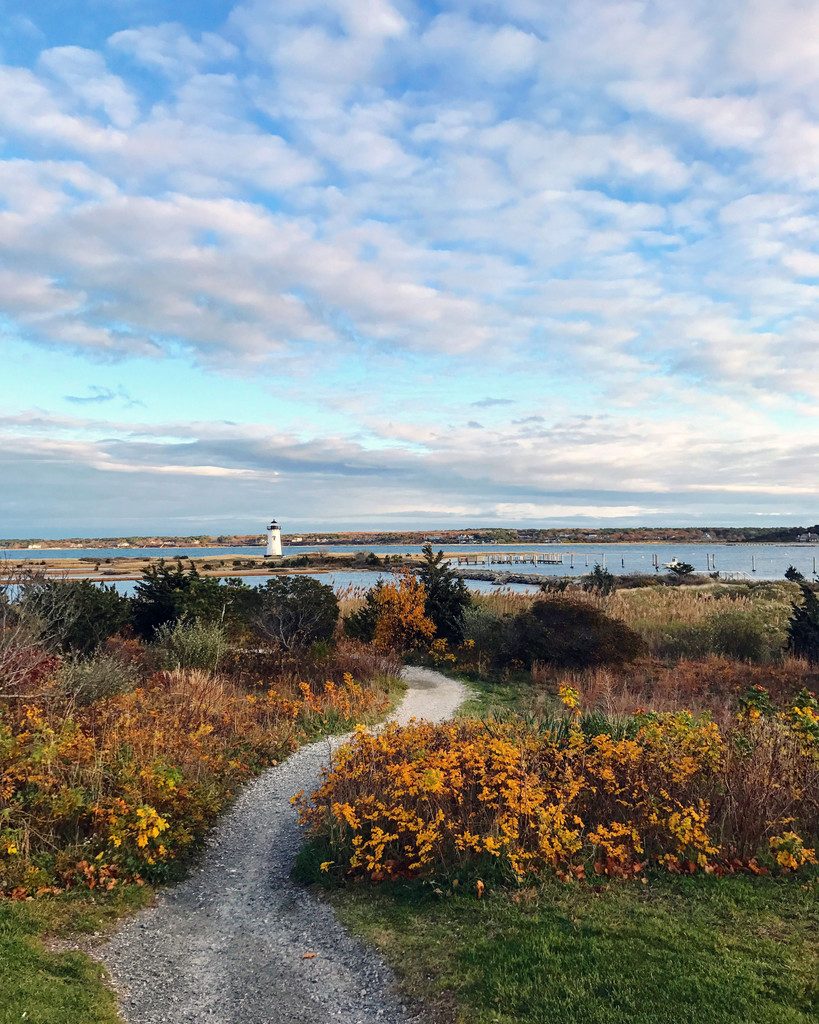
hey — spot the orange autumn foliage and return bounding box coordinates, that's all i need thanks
[372,571,435,653]
[0,668,391,896]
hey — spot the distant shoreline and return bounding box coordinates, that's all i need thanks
[3,539,819,553]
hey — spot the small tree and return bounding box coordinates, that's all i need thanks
[785,565,805,583]
[667,561,696,578]
[582,563,615,596]
[372,571,435,653]
[131,561,231,639]
[251,576,339,651]
[345,573,435,652]
[417,544,471,642]
[787,581,819,662]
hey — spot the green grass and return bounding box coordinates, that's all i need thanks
[452,669,533,718]
[0,886,152,1024]
[328,873,818,1024]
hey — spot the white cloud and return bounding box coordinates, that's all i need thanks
[38,46,138,127]
[108,23,237,76]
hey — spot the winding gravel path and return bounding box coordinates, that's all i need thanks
[99,666,467,1024]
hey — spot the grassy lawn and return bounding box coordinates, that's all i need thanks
[329,873,818,1024]
[0,887,152,1024]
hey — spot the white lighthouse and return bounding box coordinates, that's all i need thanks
[265,519,283,558]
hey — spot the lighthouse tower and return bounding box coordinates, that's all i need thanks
[264,519,283,558]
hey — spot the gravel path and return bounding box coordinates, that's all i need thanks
[99,666,467,1024]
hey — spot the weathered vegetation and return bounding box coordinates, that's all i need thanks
[3,557,818,1024]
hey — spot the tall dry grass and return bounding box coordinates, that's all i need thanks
[529,656,819,724]
[468,583,796,663]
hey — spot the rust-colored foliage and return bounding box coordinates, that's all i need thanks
[0,665,391,896]
[529,656,819,722]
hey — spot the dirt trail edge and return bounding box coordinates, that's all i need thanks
[99,666,467,1024]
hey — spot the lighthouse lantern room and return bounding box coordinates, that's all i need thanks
[265,519,283,558]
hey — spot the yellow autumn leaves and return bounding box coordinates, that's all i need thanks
[300,700,817,882]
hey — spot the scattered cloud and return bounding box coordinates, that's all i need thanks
[471,397,515,408]
[1,1,818,531]
[63,385,143,407]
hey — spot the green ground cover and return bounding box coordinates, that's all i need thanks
[0,887,151,1024]
[329,873,818,1024]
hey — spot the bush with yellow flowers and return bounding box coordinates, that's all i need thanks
[0,668,391,896]
[300,689,817,883]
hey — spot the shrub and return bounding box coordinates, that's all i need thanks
[131,562,241,640]
[707,608,768,661]
[372,572,434,652]
[0,667,392,895]
[510,597,644,670]
[250,576,339,651]
[462,605,515,672]
[23,580,131,655]
[301,703,817,883]
[57,653,140,704]
[1,571,65,695]
[787,582,819,663]
[345,573,434,653]
[153,618,227,672]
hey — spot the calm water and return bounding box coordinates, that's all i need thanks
[103,572,540,597]
[3,541,817,581]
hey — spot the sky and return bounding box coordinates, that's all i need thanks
[1,0,818,538]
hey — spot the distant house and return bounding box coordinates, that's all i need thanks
[797,532,819,543]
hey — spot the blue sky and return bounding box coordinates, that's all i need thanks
[1,0,818,537]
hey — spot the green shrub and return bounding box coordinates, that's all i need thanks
[787,582,819,663]
[250,576,339,651]
[462,605,517,669]
[22,580,130,655]
[57,653,140,704]
[131,562,233,639]
[153,618,227,671]
[707,608,768,661]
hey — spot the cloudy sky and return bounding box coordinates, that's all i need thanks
[1,0,818,537]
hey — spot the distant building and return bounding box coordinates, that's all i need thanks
[797,532,819,543]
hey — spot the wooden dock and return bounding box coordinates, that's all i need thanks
[452,552,564,566]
